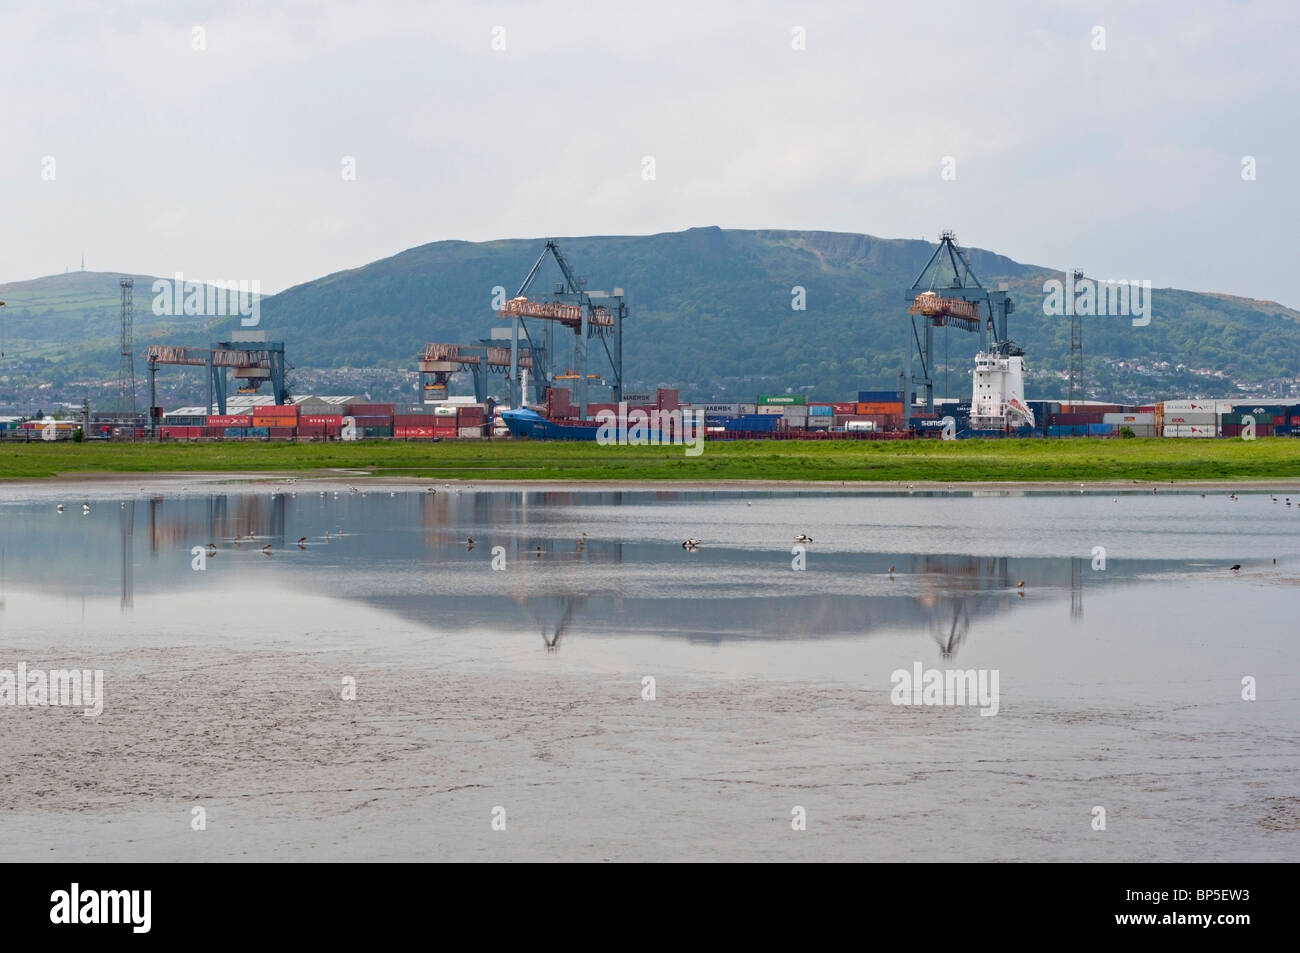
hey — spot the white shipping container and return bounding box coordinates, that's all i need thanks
[736,404,757,415]
[1163,425,1218,438]
[757,406,784,415]
[699,403,740,415]
[457,427,483,438]
[1163,413,1218,426]
[1160,400,1218,412]
[1103,413,1156,425]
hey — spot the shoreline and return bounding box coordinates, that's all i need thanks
[3,469,1300,496]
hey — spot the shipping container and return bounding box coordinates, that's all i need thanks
[807,404,834,416]
[857,401,904,416]
[725,414,779,432]
[361,426,393,438]
[698,403,741,415]
[1102,413,1156,425]
[457,427,484,438]
[858,391,902,403]
[1162,413,1218,426]
[1222,423,1275,438]
[1050,413,1105,425]
[245,427,269,438]
[252,416,288,429]
[394,425,436,438]
[346,403,396,417]
[223,427,247,438]
[830,402,856,415]
[757,395,805,405]
[300,414,344,427]
[755,406,784,415]
[268,427,296,438]
[348,415,394,427]
[209,414,253,428]
[1160,400,1218,412]
[254,405,298,418]
[1162,425,1218,438]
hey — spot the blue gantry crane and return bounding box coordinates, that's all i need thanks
[502,240,626,416]
[903,231,1018,413]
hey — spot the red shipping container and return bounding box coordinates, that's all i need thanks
[394,414,436,426]
[457,407,485,421]
[208,414,253,428]
[268,427,296,438]
[256,405,298,417]
[395,425,436,438]
[348,415,392,427]
[346,403,395,417]
[300,414,343,426]
[1050,413,1105,425]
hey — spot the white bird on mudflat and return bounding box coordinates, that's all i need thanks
[56,504,65,513]
[81,503,90,515]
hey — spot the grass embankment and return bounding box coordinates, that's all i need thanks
[2,437,1300,483]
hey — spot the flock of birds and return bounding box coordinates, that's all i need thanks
[57,483,1282,578]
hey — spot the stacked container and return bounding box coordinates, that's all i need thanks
[252,405,299,429]
[458,405,486,438]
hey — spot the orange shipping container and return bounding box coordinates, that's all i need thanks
[252,416,289,428]
[856,402,904,416]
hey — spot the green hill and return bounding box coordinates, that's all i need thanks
[3,228,1299,409]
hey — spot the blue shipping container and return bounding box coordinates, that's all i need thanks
[808,405,833,416]
[246,427,269,437]
[859,391,902,402]
[223,428,246,438]
[725,415,778,432]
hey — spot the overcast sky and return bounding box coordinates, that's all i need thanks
[3,0,1295,306]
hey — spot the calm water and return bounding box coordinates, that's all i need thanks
[2,482,1297,860]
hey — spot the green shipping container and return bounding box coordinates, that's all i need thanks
[362,426,393,438]
[1222,412,1274,425]
[757,395,806,405]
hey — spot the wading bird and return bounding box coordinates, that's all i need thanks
[682,538,701,551]
[261,544,273,555]
[1229,564,1241,572]
[56,504,64,513]
[794,534,813,543]
[297,537,307,544]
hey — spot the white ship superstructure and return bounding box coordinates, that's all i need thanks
[970,348,1035,431]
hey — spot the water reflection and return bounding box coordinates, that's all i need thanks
[2,489,1231,659]
[120,499,134,611]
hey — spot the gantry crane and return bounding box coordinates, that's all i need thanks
[145,332,289,427]
[502,241,626,415]
[417,342,539,403]
[903,231,1018,413]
